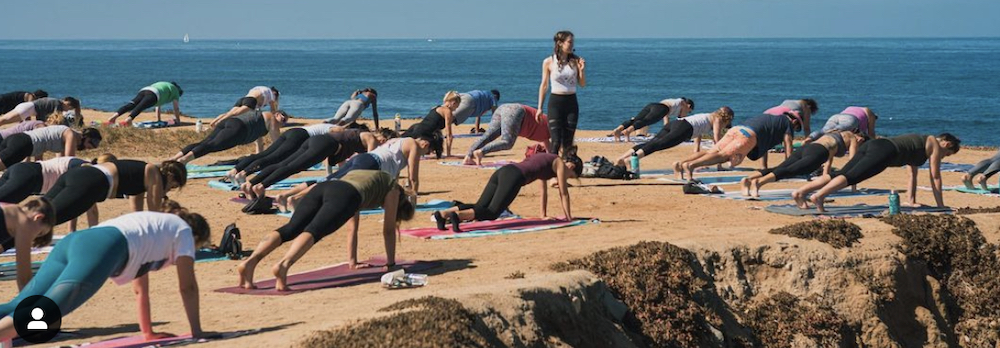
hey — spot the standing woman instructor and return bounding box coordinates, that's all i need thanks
[537,30,585,156]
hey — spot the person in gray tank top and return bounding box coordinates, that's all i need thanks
[0,97,82,128]
[792,133,961,212]
[171,110,287,164]
[0,126,102,171]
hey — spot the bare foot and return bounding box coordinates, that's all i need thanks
[225,169,238,183]
[810,194,826,212]
[275,194,289,212]
[252,184,266,199]
[673,161,684,179]
[462,156,476,166]
[682,162,695,181]
[749,179,761,199]
[272,262,292,292]
[234,171,247,186]
[237,260,258,289]
[961,174,974,189]
[793,191,809,209]
[240,182,255,199]
[473,150,484,166]
[740,178,751,196]
[612,128,622,142]
[976,175,990,191]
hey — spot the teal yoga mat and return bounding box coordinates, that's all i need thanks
[209,176,326,191]
[765,204,952,217]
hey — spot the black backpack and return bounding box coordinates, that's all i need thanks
[218,223,244,260]
[584,156,636,180]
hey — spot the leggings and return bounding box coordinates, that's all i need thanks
[832,139,898,185]
[277,180,362,242]
[547,93,579,154]
[43,166,111,224]
[467,104,524,156]
[234,96,258,109]
[0,162,43,203]
[635,120,694,155]
[327,153,380,180]
[180,118,250,159]
[808,114,860,141]
[234,128,309,173]
[0,133,33,168]
[325,99,365,125]
[968,150,1000,180]
[620,103,670,130]
[114,90,158,119]
[251,136,341,188]
[461,165,526,221]
[0,227,128,320]
[759,143,830,181]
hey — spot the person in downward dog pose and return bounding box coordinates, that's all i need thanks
[432,148,583,232]
[792,133,961,212]
[739,130,867,198]
[236,170,415,291]
[463,103,550,165]
[0,203,211,342]
[610,98,694,142]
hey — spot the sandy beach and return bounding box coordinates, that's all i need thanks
[2,109,998,347]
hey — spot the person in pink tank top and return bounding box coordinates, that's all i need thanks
[463,103,551,165]
[764,99,818,135]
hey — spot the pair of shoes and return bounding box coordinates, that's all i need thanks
[242,195,275,214]
[431,211,463,232]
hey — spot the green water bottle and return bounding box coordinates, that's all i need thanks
[888,190,900,215]
[630,155,640,179]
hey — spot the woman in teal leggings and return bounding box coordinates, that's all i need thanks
[0,203,211,342]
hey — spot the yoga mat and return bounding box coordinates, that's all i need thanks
[920,185,1000,196]
[59,328,264,348]
[707,188,892,201]
[421,154,464,160]
[214,257,441,296]
[401,218,598,240]
[452,133,483,138]
[642,166,755,177]
[0,235,64,258]
[575,135,652,144]
[133,120,173,129]
[658,175,807,185]
[195,248,234,263]
[187,163,325,179]
[438,160,513,169]
[918,162,975,173]
[0,261,42,281]
[208,176,326,191]
[275,199,454,217]
[765,204,953,217]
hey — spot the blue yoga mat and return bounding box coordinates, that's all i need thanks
[709,188,892,201]
[188,163,326,179]
[277,199,454,218]
[765,204,952,217]
[209,176,327,191]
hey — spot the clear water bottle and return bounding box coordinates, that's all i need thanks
[888,190,900,215]
[630,154,641,179]
[195,119,203,132]
[394,113,401,134]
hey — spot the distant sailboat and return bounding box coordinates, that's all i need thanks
[183,33,190,43]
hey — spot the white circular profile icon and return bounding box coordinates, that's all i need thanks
[26,308,48,330]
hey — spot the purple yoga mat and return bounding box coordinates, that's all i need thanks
[214,257,441,296]
[400,218,578,239]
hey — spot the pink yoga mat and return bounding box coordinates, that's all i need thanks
[214,257,441,296]
[400,218,579,239]
[438,160,514,169]
[63,329,262,348]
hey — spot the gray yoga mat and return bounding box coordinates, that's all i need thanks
[765,204,952,217]
[709,188,892,201]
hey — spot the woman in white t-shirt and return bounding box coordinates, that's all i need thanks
[0,204,211,342]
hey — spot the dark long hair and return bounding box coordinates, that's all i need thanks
[552,31,578,71]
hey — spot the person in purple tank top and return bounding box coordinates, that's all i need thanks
[431,147,584,232]
[806,106,878,142]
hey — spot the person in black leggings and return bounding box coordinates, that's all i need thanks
[402,91,460,157]
[43,160,188,230]
[236,170,415,291]
[432,149,583,232]
[0,155,116,204]
[0,90,46,114]
[171,110,286,164]
[537,31,586,156]
[740,131,866,198]
[793,133,961,212]
[106,82,183,124]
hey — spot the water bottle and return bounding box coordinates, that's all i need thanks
[630,155,641,179]
[888,190,900,215]
[404,274,428,286]
[195,119,203,132]
[394,113,402,134]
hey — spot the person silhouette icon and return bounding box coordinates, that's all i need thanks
[26,308,47,330]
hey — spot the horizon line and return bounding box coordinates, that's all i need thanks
[1,36,999,41]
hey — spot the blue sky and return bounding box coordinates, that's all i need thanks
[2,0,998,39]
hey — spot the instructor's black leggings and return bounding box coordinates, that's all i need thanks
[43,166,111,224]
[634,120,694,155]
[277,180,361,242]
[759,143,830,181]
[234,128,309,173]
[115,90,158,119]
[0,162,43,203]
[251,136,340,188]
[180,118,249,159]
[547,93,579,155]
[0,133,33,168]
[459,165,526,221]
[621,103,669,130]
[832,139,898,185]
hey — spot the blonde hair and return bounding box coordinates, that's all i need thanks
[44,112,65,126]
[714,106,735,125]
[94,153,117,164]
[442,91,461,104]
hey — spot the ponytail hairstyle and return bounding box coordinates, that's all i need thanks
[45,112,66,126]
[803,99,818,114]
[715,106,735,127]
[442,91,461,105]
[362,87,378,99]
[172,82,184,97]
[159,160,188,190]
[32,90,49,99]
[77,128,102,151]
[681,97,695,111]
[22,197,56,248]
[92,153,117,164]
[561,145,584,178]
[162,199,211,247]
[269,86,280,100]
[417,132,443,159]
[395,184,416,223]
[552,30,578,71]
[378,127,399,140]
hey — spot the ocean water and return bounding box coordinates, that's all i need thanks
[0,38,997,145]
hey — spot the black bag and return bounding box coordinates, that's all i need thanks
[218,223,244,260]
[242,196,276,215]
[584,156,636,180]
